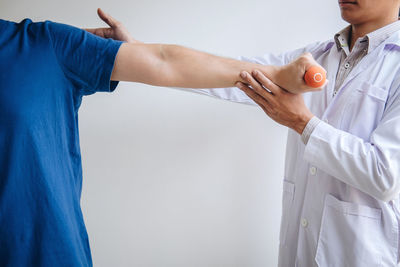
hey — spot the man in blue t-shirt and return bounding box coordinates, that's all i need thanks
[0,9,322,267]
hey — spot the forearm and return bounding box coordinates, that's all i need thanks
[158,44,279,88]
[111,43,279,88]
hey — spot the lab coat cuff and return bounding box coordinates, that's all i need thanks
[301,116,321,145]
[303,120,331,164]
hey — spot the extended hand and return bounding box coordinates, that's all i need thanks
[268,53,327,94]
[236,70,314,135]
[84,8,139,43]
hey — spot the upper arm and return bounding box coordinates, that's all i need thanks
[111,43,168,85]
[47,21,122,95]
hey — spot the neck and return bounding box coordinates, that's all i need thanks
[349,16,398,51]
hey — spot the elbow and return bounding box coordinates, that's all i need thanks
[374,171,400,202]
[378,188,399,202]
[155,44,184,87]
[159,44,181,62]
[159,44,168,62]
[368,153,400,202]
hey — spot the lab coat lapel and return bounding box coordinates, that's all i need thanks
[324,44,341,107]
[321,43,387,121]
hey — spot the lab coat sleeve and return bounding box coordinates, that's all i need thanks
[303,92,400,202]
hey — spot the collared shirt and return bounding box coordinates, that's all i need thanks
[301,20,400,145]
[334,20,400,95]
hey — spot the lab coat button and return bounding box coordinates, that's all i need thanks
[310,167,317,176]
[344,62,350,69]
[301,218,308,228]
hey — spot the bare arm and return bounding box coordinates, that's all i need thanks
[89,9,325,92]
[111,43,280,88]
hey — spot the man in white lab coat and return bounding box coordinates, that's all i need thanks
[234,1,400,265]
[90,0,400,266]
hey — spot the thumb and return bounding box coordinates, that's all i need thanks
[97,8,119,27]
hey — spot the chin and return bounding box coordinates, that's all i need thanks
[340,10,363,24]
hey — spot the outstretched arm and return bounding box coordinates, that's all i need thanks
[88,9,326,93]
[110,43,282,88]
[110,43,324,92]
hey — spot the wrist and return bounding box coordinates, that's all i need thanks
[258,65,281,84]
[293,113,314,135]
[267,65,281,83]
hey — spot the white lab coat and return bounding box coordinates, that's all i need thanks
[195,33,400,266]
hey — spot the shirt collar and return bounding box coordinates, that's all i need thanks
[334,20,400,54]
[334,26,351,54]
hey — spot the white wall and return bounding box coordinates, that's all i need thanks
[1,0,345,266]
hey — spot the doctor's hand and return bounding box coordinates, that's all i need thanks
[84,8,140,44]
[236,70,314,135]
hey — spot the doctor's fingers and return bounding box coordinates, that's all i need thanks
[236,82,274,115]
[252,70,281,97]
[240,71,276,103]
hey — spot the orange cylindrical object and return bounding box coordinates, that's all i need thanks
[304,66,326,88]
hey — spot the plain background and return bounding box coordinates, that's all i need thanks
[1,1,346,266]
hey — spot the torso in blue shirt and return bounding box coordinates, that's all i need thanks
[0,19,122,266]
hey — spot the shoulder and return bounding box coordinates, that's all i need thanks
[14,19,88,45]
[377,34,400,108]
[3,19,65,43]
[0,19,55,47]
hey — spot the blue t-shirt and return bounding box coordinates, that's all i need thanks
[0,19,122,266]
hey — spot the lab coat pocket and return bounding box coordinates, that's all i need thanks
[315,194,383,267]
[341,81,389,140]
[279,180,295,246]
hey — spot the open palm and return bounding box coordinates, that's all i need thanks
[85,8,139,43]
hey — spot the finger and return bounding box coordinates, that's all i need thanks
[97,8,119,27]
[236,82,272,111]
[252,70,281,96]
[83,28,107,38]
[240,71,274,102]
[83,28,96,34]
[242,87,275,116]
[100,28,114,39]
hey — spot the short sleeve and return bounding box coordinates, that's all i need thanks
[46,21,123,95]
